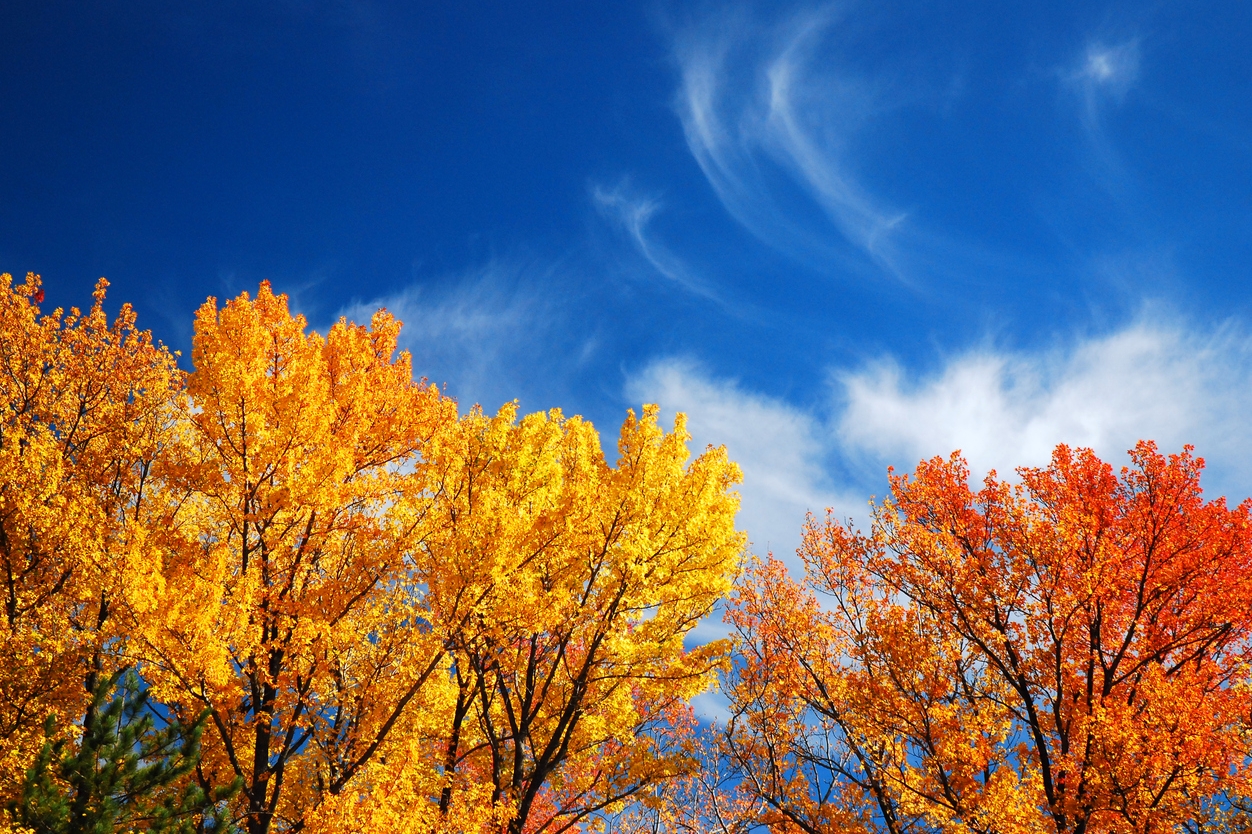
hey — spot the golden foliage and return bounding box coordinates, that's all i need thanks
[407,402,743,833]
[0,273,180,805]
[138,283,458,833]
[0,276,744,834]
[13,270,1252,834]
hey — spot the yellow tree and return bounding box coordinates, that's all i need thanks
[312,403,745,834]
[138,283,457,834]
[726,444,1252,834]
[431,404,743,834]
[0,273,181,808]
[1,276,746,833]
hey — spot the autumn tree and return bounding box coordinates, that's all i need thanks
[314,402,745,834]
[431,404,743,834]
[0,273,181,811]
[136,283,458,834]
[726,443,1252,834]
[0,276,746,834]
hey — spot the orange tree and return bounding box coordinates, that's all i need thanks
[127,282,745,834]
[726,443,1252,834]
[135,283,457,834]
[0,273,181,808]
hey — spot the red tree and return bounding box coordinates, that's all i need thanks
[727,442,1252,834]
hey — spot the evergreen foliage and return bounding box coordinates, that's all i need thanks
[9,669,240,834]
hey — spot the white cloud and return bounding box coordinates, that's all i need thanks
[337,258,576,412]
[836,318,1252,502]
[671,5,912,275]
[626,357,851,563]
[868,317,1252,491]
[626,316,1252,587]
[591,181,720,301]
[1075,40,1140,96]
[1064,37,1141,142]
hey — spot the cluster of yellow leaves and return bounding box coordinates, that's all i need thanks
[0,276,744,834]
[0,273,179,807]
[314,398,743,834]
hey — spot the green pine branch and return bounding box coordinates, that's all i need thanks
[8,668,241,834]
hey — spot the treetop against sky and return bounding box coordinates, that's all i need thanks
[3,0,1252,566]
[0,273,746,834]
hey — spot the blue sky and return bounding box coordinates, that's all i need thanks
[5,0,1252,567]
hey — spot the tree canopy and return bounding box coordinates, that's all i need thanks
[723,444,1252,834]
[0,275,743,834]
[4,271,1252,834]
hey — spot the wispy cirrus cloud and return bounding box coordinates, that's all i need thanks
[337,257,591,412]
[670,4,913,277]
[1078,41,1140,91]
[591,180,720,301]
[1060,36,1142,185]
[1069,38,1141,122]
